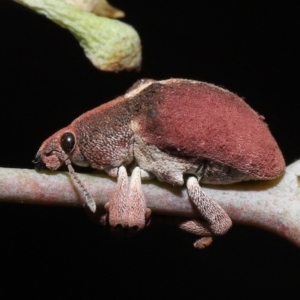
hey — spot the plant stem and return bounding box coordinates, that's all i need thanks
[1,161,300,246]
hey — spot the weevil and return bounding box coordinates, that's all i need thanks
[34,79,285,248]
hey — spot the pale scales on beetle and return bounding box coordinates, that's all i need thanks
[34,79,285,248]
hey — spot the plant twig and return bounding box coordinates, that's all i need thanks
[13,0,141,71]
[0,161,300,246]
[65,0,125,18]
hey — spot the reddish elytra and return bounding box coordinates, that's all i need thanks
[34,79,285,248]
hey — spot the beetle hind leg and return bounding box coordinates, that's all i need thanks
[181,176,232,248]
[179,219,213,249]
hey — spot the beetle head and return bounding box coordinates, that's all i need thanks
[34,127,89,171]
[34,128,74,170]
[34,127,96,212]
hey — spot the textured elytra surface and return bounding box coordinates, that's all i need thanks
[132,79,285,180]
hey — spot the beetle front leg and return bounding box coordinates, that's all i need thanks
[181,176,232,248]
[104,165,129,231]
[104,165,150,234]
[128,166,151,229]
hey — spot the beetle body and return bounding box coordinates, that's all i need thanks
[35,79,285,248]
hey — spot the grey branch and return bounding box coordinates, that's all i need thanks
[0,161,300,247]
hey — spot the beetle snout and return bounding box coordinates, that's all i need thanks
[33,151,46,170]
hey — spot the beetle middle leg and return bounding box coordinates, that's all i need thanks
[104,165,151,235]
[180,176,232,248]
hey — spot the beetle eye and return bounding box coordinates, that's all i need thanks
[61,132,75,154]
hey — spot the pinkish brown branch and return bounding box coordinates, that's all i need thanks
[0,161,300,246]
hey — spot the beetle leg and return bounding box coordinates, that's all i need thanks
[140,169,155,180]
[183,176,232,248]
[105,165,150,234]
[128,166,151,229]
[104,165,129,232]
[179,220,213,249]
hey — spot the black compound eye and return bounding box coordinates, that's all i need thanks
[61,132,75,154]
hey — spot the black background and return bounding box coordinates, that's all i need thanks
[1,1,300,298]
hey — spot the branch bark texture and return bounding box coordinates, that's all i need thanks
[0,161,300,246]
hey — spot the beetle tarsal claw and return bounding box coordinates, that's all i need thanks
[66,160,97,213]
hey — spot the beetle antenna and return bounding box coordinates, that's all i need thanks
[65,159,96,213]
